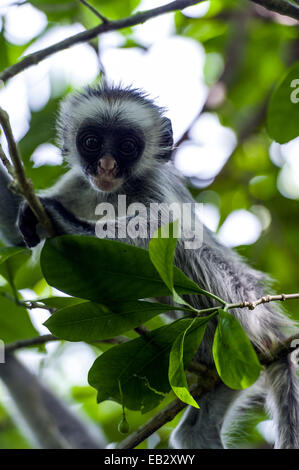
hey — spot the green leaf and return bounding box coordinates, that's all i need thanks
[149,221,178,292]
[169,315,214,407]
[13,253,43,290]
[88,318,202,413]
[149,223,224,307]
[0,291,38,343]
[0,249,32,290]
[0,246,43,291]
[267,61,299,144]
[44,300,179,342]
[41,235,203,303]
[149,221,184,305]
[0,247,29,265]
[0,30,9,72]
[212,310,263,390]
[90,0,140,20]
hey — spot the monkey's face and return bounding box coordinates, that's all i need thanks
[58,86,174,190]
[76,122,145,192]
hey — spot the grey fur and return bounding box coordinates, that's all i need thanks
[0,84,298,448]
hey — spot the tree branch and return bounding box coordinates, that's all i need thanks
[227,293,299,311]
[0,0,297,86]
[5,334,58,353]
[189,292,299,317]
[0,0,204,84]
[0,108,55,237]
[4,333,129,353]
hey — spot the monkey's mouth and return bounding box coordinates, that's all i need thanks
[90,156,123,192]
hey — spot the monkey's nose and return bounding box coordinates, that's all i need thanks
[99,155,117,171]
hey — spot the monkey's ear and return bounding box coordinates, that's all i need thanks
[159,117,173,160]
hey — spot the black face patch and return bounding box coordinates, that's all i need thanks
[76,122,145,178]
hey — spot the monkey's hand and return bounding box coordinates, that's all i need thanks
[18,198,60,247]
[18,197,95,247]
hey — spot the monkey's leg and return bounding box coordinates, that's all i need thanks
[170,383,239,449]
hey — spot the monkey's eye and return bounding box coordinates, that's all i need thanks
[119,138,137,155]
[82,135,100,151]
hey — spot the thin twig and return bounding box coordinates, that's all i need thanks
[24,301,56,313]
[5,334,59,353]
[0,142,14,178]
[0,0,297,85]
[4,333,129,353]
[190,293,299,317]
[94,336,128,345]
[79,0,109,23]
[0,107,55,237]
[228,293,299,311]
[1,292,57,314]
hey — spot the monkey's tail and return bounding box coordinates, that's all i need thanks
[265,351,299,448]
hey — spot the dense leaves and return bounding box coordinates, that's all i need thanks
[0,247,28,265]
[41,235,204,302]
[88,317,210,413]
[0,0,299,450]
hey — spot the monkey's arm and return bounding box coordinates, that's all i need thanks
[0,166,96,246]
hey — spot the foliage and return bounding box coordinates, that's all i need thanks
[0,0,298,450]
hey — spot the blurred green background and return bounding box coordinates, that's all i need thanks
[0,0,298,449]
